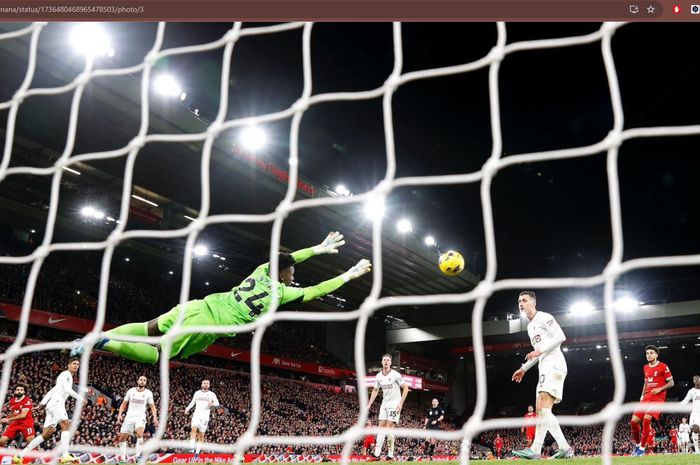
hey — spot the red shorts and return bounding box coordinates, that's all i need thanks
[671,438,678,445]
[632,397,664,421]
[526,428,536,441]
[363,437,375,449]
[1,423,35,440]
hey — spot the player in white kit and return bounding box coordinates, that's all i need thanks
[15,358,85,464]
[366,354,409,461]
[185,380,219,461]
[116,376,158,462]
[679,418,691,453]
[511,291,573,460]
[680,374,700,454]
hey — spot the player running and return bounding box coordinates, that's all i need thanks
[522,405,536,448]
[511,291,573,460]
[0,384,35,450]
[70,232,371,364]
[185,379,219,461]
[366,354,409,461]
[680,374,700,454]
[116,376,158,463]
[630,345,674,456]
[15,358,85,464]
[423,398,444,457]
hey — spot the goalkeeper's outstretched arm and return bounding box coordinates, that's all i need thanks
[291,231,346,264]
[298,259,372,303]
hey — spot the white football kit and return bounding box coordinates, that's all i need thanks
[681,388,700,428]
[521,311,568,403]
[374,369,406,424]
[186,390,219,433]
[679,423,691,443]
[40,370,83,428]
[120,387,155,434]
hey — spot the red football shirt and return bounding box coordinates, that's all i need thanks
[524,412,537,432]
[494,437,503,449]
[643,362,672,401]
[670,429,678,439]
[9,395,33,426]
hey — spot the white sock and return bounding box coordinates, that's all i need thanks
[120,442,127,461]
[693,432,699,453]
[136,438,144,458]
[195,441,202,454]
[542,409,570,450]
[20,436,44,457]
[374,432,386,457]
[387,434,395,458]
[189,438,196,451]
[530,410,549,455]
[60,431,71,455]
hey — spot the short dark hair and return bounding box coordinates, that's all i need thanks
[68,357,80,365]
[382,353,392,361]
[519,291,536,302]
[645,345,659,354]
[278,253,296,270]
[14,383,27,392]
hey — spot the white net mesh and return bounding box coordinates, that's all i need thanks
[1,20,700,465]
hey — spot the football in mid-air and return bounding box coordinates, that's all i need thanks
[438,250,465,276]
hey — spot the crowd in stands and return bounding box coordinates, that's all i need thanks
[0,342,461,456]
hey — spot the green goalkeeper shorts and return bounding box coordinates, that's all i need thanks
[157,300,221,359]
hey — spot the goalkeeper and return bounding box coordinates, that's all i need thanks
[70,232,371,364]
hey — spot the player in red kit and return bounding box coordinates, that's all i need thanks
[494,434,504,459]
[646,427,656,454]
[630,345,674,456]
[669,427,678,453]
[0,384,35,449]
[362,420,376,456]
[522,405,536,448]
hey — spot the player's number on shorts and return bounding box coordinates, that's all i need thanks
[234,278,269,317]
[27,427,33,435]
[389,410,397,419]
[539,374,545,385]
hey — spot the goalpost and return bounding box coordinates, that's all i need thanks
[1,21,700,465]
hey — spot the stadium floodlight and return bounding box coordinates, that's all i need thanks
[124,258,130,262]
[153,74,183,98]
[168,270,174,275]
[562,347,569,352]
[193,244,208,257]
[569,300,595,317]
[240,126,268,152]
[70,23,113,58]
[180,92,187,102]
[364,198,385,221]
[93,210,105,220]
[396,218,413,234]
[132,194,159,207]
[614,296,638,312]
[424,235,436,246]
[62,166,81,175]
[335,185,351,197]
[81,206,95,217]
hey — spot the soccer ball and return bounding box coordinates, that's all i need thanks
[438,250,465,276]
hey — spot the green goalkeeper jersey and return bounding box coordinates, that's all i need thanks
[202,247,345,331]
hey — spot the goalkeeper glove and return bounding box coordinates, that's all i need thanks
[341,259,372,282]
[313,231,346,255]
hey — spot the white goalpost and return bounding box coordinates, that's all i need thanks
[1,20,700,465]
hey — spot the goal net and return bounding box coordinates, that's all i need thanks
[1,21,700,465]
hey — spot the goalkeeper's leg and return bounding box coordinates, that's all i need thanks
[70,320,160,364]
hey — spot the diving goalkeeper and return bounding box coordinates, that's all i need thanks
[70,232,371,364]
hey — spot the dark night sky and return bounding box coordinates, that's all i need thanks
[1,21,699,317]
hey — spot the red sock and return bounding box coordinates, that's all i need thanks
[641,418,652,447]
[631,420,641,444]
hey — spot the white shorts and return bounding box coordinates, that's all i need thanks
[679,433,690,443]
[191,414,210,433]
[536,365,567,404]
[690,413,700,428]
[43,404,69,428]
[378,405,400,425]
[120,416,147,434]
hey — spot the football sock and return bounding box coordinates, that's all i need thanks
[374,432,386,457]
[120,442,127,461]
[60,431,71,455]
[530,409,549,455]
[630,420,641,445]
[542,409,570,450]
[641,418,652,448]
[20,436,44,457]
[387,434,395,457]
[136,438,144,458]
